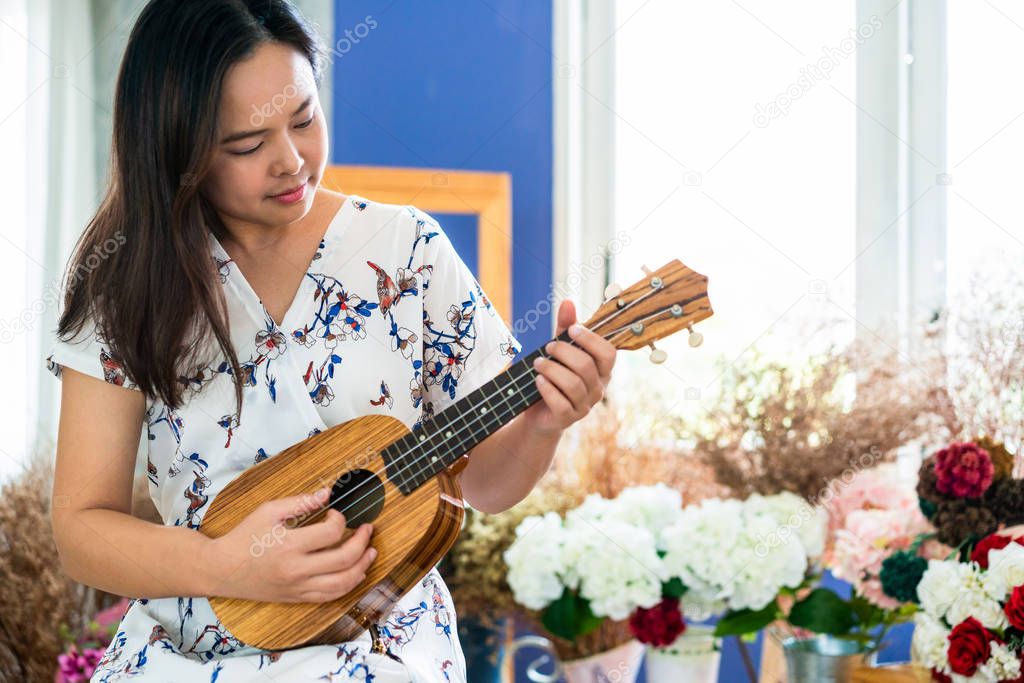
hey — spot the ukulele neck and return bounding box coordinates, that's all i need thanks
[381,330,572,495]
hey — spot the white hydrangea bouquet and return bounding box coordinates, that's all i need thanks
[911,533,1024,683]
[503,485,826,645]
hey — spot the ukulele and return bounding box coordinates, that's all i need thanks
[199,259,713,650]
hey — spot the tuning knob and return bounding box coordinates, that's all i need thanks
[641,264,653,276]
[648,343,667,364]
[603,282,623,299]
[687,323,703,348]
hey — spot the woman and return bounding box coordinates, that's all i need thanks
[46,1,616,681]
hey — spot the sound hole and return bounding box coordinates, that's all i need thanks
[330,469,385,529]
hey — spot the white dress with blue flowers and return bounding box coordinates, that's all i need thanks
[45,194,522,683]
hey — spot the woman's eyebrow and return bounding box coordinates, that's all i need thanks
[220,94,314,144]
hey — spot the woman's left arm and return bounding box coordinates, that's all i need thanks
[457,302,617,514]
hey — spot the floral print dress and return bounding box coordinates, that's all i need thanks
[45,194,523,683]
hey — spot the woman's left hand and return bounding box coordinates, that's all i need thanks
[522,299,617,437]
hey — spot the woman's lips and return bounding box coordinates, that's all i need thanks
[269,179,308,203]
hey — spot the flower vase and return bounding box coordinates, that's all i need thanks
[644,624,721,683]
[503,635,644,683]
[782,634,877,683]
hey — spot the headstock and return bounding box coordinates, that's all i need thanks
[581,260,713,364]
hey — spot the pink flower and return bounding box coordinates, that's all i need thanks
[56,646,104,683]
[933,442,994,499]
[824,465,924,537]
[824,470,933,609]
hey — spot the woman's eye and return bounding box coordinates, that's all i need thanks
[229,118,312,155]
[232,143,262,156]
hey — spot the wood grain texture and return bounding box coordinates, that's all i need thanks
[200,414,465,651]
[584,259,713,350]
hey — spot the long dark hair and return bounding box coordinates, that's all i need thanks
[56,0,328,419]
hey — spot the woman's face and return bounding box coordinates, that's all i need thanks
[201,41,328,236]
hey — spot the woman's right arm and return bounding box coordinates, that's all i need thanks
[50,366,217,598]
[50,367,378,603]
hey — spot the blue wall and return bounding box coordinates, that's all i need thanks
[330,0,554,354]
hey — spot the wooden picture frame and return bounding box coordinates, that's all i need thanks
[321,165,513,322]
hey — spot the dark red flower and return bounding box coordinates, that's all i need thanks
[934,442,995,499]
[971,533,1024,569]
[947,617,994,677]
[1005,585,1024,632]
[628,597,686,647]
[931,670,952,683]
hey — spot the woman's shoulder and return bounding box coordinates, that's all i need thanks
[322,186,434,228]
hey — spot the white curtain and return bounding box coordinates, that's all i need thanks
[1,0,100,481]
[2,0,333,482]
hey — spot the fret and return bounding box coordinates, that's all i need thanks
[389,330,574,495]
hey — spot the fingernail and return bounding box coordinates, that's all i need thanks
[568,324,584,338]
[368,548,378,560]
[316,488,328,500]
[544,342,555,354]
[533,356,544,367]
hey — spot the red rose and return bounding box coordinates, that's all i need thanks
[628,597,686,647]
[931,671,952,683]
[971,533,1024,569]
[1006,586,1024,632]
[947,617,994,677]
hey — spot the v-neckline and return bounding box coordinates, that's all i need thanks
[209,193,359,332]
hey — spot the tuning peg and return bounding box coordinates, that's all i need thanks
[648,342,667,364]
[641,264,653,276]
[687,323,703,348]
[603,282,623,299]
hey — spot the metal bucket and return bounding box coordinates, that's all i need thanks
[782,635,877,683]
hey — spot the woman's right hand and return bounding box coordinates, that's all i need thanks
[205,487,377,603]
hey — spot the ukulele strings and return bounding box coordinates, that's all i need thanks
[297,287,680,524]
[303,283,677,523]
[292,305,677,530]
[298,308,675,530]
[293,309,673,531]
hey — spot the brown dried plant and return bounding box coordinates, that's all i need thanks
[546,400,728,506]
[683,338,940,500]
[931,270,1024,459]
[0,454,95,682]
[685,267,1024,499]
[0,453,160,682]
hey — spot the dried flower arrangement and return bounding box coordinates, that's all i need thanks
[932,272,1024,458]
[0,453,161,682]
[0,454,97,682]
[682,337,941,500]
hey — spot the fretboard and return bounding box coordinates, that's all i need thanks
[381,330,573,495]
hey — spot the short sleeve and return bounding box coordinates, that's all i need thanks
[44,315,143,392]
[416,207,523,416]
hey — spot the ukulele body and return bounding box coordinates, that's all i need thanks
[199,413,465,651]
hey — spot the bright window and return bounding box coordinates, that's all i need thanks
[609,0,858,417]
[946,0,1024,301]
